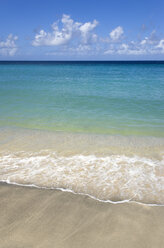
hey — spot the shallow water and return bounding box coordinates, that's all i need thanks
[0,127,164,205]
[0,62,164,204]
[0,61,164,136]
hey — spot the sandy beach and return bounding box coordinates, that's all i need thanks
[0,182,164,248]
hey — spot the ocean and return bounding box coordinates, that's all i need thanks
[0,61,164,205]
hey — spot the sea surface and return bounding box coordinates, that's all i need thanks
[0,61,164,205]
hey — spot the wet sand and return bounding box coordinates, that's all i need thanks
[0,183,164,248]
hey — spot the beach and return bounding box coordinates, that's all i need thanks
[0,182,164,248]
[0,61,164,247]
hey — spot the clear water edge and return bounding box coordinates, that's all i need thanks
[0,62,164,205]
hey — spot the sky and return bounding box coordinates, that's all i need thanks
[0,0,164,60]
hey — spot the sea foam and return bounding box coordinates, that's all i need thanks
[0,151,164,205]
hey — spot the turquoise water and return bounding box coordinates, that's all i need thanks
[0,62,164,204]
[0,61,164,136]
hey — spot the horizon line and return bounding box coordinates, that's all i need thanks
[0,60,164,62]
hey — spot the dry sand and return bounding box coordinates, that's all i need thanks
[0,182,164,248]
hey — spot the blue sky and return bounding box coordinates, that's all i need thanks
[0,0,164,60]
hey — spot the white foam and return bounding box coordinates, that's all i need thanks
[0,151,164,205]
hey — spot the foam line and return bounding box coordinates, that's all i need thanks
[1,179,164,207]
[0,151,164,205]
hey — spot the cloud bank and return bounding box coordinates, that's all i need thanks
[1,14,164,57]
[32,15,164,57]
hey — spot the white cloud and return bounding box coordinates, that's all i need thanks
[140,31,158,46]
[139,34,164,55]
[140,37,149,45]
[156,39,164,53]
[32,14,98,47]
[104,49,114,54]
[104,29,164,56]
[0,34,18,56]
[79,20,98,44]
[110,26,124,41]
[70,44,91,52]
[104,43,146,55]
[117,43,145,55]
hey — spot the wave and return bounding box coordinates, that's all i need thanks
[0,150,164,205]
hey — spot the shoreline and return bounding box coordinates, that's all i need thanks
[0,182,164,247]
[1,180,164,207]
